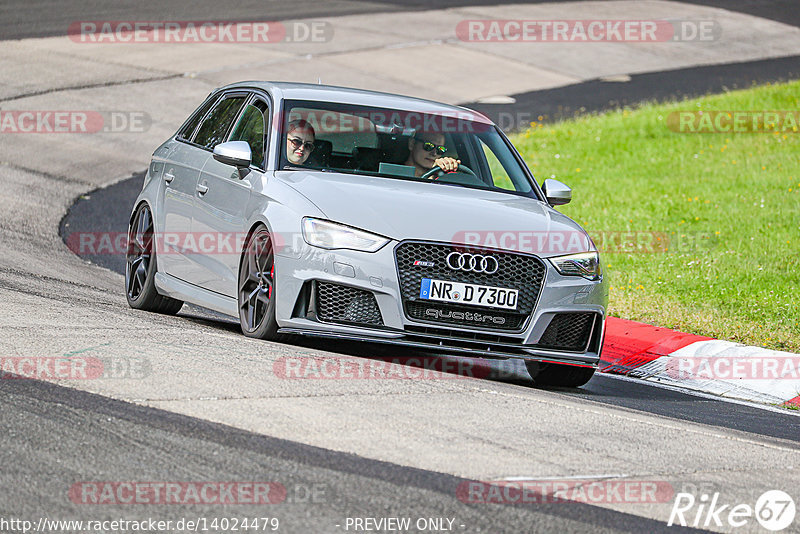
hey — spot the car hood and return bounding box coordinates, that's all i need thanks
[275,170,593,257]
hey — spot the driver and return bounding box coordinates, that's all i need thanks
[285,119,315,165]
[404,131,460,178]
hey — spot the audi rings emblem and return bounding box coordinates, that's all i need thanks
[446,252,499,274]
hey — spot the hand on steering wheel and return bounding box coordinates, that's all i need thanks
[420,159,478,180]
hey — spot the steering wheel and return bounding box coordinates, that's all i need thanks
[420,162,478,181]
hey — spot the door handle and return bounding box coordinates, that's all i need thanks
[196,183,209,195]
[164,172,175,183]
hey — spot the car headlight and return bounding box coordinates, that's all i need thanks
[302,218,390,252]
[549,252,602,280]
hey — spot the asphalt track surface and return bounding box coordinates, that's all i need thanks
[5,1,800,533]
[3,378,716,534]
[463,54,800,129]
[2,0,799,40]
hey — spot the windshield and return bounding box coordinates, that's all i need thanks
[279,100,537,198]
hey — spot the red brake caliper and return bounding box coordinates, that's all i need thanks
[268,264,274,299]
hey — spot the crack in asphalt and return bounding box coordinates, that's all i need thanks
[0,73,183,103]
[0,281,122,310]
[0,266,115,293]
[0,161,90,186]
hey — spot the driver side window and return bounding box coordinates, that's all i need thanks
[228,100,268,170]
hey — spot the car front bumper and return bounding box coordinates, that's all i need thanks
[274,239,608,368]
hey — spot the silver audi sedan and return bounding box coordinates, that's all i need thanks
[126,81,607,387]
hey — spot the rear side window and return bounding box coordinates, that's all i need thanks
[177,95,217,141]
[194,96,246,149]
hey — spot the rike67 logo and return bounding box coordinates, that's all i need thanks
[668,490,796,531]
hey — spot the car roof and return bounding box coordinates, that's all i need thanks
[218,81,494,125]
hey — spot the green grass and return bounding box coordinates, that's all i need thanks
[511,81,800,352]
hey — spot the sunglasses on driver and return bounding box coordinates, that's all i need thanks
[415,137,447,156]
[288,136,315,152]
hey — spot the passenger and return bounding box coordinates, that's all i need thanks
[285,119,315,165]
[404,131,460,178]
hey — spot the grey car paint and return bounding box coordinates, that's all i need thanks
[132,81,608,370]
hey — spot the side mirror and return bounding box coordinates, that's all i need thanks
[213,141,252,169]
[542,179,572,205]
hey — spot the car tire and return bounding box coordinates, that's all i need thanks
[525,361,595,388]
[125,203,184,315]
[237,225,287,341]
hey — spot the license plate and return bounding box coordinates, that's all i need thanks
[419,278,518,310]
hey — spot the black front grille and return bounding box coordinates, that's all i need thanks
[537,313,596,352]
[404,325,524,345]
[395,241,546,331]
[316,282,383,326]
